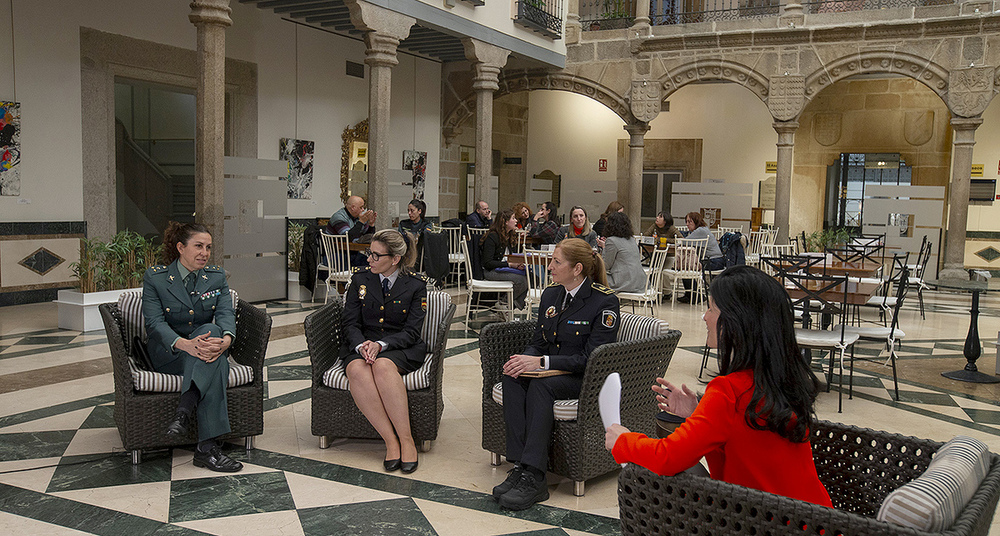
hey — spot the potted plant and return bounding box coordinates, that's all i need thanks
[56,231,162,331]
[803,227,852,253]
[286,222,309,301]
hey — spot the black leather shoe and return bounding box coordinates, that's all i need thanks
[492,464,523,500]
[498,471,548,511]
[384,458,401,472]
[193,446,243,473]
[400,457,418,474]
[165,410,191,436]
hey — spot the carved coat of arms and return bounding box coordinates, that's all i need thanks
[768,76,805,121]
[948,67,995,118]
[630,80,661,123]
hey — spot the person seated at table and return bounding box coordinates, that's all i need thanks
[143,222,242,473]
[466,200,492,228]
[512,202,533,230]
[645,211,683,246]
[592,200,624,238]
[676,211,724,303]
[602,212,646,293]
[527,201,559,245]
[342,229,427,474]
[494,238,620,511]
[605,265,832,507]
[555,206,599,248]
[481,209,528,310]
[398,199,430,237]
[328,195,377,267]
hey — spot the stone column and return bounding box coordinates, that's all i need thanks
[624,122,650,231]
[772,120,798,245]
[462,38,510,208]
[189,0,232,262]
[941,116,983,279]
[632,0,650,33]
[346,0,414,230]
[565,0,582,45]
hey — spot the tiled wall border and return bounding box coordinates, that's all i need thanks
[0,222,86,307]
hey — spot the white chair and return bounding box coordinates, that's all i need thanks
[664,237,709,308]
[744,230,769,267]
[444,226,466,287]
[316,232,353,304]
[467,227,489,243]
[460,238,514,321]
[619,247,670,317]
[718,225,743,235]
[523,248,552,319]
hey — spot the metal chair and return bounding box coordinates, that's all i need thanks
[664,237,709,308]
[909,237,932,320]
[619,247,669,316]
[460,238,514,321]
[317,232,352,304]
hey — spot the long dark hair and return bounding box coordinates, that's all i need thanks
[483,209,516,248]
[709,265,818,443]
[655,211,672,230]
[408,199,426,220]
[604,211,634,239]
[163,221,210,264]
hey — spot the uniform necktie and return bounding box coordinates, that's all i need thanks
[382,278,390,297]
[563,292,573,311]
[185,272,197,296]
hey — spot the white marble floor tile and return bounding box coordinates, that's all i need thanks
[170,450,279,481]
[51,481,171,522]
[0,408,93,434]
[0,512,91,535]
[174,509,304,536]
[61,428,122,457]
[0,457,60,493]
[413,497,554,536]
[284,471,403,509]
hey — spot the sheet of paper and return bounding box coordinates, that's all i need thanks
[599,372,622,430]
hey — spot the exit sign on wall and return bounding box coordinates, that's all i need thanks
[765,161,777,173]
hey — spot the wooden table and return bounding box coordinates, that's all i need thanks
[347,241,370,253]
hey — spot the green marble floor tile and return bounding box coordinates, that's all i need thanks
[895,390,961,406]
[266,365,311,381]
[263,388,311,411]
[47,451,172,492]
[298,497,436,536]
[169,470,296,523]
[79,405,117,429]
[14,335,78,345]
[963,408,1000,425]
[0,394,114,428]
[0,430,76,461]
[445,341,480,358]
[265,350,310,367]
[500,530,570,536]
[0,481,212,535]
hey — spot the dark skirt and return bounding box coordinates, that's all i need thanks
[339,342,427,374]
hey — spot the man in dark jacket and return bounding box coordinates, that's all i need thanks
[466,200,492,228]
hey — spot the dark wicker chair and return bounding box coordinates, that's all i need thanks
[307,292,457,450]
[99,298,270,465]
[480,316,681,496]
[618,420,1000,536]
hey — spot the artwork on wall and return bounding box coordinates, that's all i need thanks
[1,101,21,196]
[701,208,721,229]
[403,150,426,200]
[279,138,314,199]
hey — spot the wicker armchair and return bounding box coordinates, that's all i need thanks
[618,420,1000,536]
[480,316,681,496]
[99,299,270,465]
[307,292,457,450]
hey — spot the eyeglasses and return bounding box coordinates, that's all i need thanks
[364,249,386,261]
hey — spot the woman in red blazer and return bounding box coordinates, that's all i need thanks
[605,265,833,507]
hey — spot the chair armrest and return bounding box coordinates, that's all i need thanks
[99,303,134,395]
[427,303,457,386]
[479,321,535,397]
[305,300,344,385]
[230,299,270,381]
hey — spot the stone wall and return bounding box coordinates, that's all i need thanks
[494,92,530,211]
[792,78,953,232]
[438,127,474,221]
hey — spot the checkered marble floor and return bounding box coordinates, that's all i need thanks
[2,290,1000,535]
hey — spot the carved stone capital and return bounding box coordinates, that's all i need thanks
[767,76,805,122]
[189,0,232,27]
[773,120,799,146]
[345,0,414,67]
[947,67,995,118]
[950,116,983,146]
[629,80,660,123]
[463,38,510,92]
[624,122,650,145]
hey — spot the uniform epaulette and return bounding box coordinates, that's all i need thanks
[351,266,370,274]
[204,265,223,272]
[149,265,168,274]
[592,282,615,294]
[545,282,560,288]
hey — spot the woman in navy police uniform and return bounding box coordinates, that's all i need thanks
[493,238,620,510]
[342,229,427,474]
[142,222,241,473]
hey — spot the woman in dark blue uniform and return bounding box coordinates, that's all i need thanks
[493,238,620,510]
[142,222,241,473]
[342,229,427,474]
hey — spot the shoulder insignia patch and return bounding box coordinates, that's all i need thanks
[602,310,618,328]
[149,265,167,273]
[592,282,614,294]
[204,265,223,272]
[351,266,370,274]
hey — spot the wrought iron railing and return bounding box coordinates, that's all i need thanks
[649,0,778,25]
[580,0,636,30]
[515,0,564,38]
[802,0,952,14]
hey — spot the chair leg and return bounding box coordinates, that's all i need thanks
[131,449,142,465]
[889,339,900,401]
[848,346,855,400]
[319,435,330,449]
[574,480,585,497]
[699,345,711,380]
[490,452,502,466]
[245,436,255,451]
[419,440,432,452]
[837,348,845,414]
[918,288,926,320]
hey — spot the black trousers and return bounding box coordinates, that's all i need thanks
[502,373,583,471]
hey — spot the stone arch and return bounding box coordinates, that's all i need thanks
[659,59,770,104]
[803,51,950,105]
[443,70,631,135]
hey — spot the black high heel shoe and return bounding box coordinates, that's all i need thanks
[400,456,418,474]
[384,458,401,472]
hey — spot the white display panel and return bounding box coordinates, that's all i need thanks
[670,182,753,230]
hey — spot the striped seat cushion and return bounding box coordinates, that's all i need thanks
[618,313,669,341]
[491,382,579,421]
[321,291,451,392]
[877,436,991,531]
[116,289,248,392]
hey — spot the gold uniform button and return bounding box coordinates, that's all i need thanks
[402,309,406,313]
[165,308,170,312]
[379,318,384,323]
[189,310,194,315]
[380,306,384,311]
[188,322,193,326]
[212,306,216,310]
